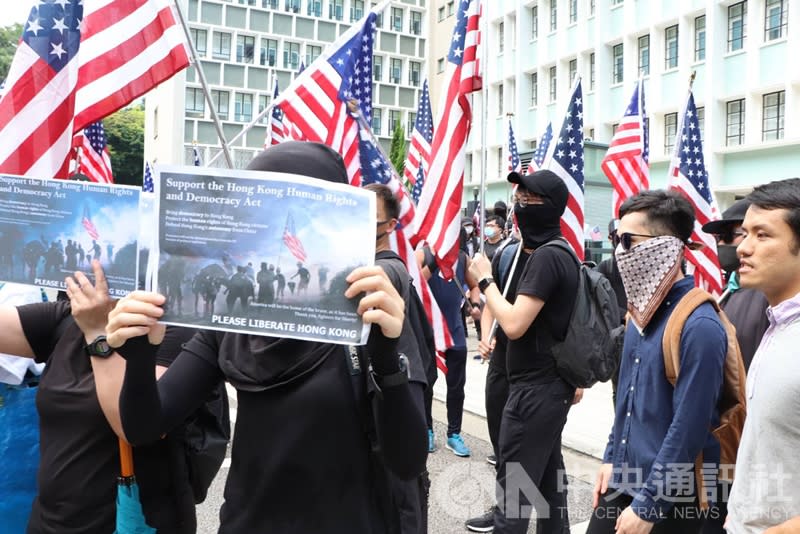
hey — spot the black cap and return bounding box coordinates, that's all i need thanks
[507,169,568,213]
[608,218,619,236]
[701,198,751,234]
[247,141,348,184]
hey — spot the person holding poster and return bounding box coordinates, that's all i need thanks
[110,142,427,533]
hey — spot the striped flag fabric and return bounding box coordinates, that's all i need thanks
[544,78,585,259]
[528,122,553,173]
[75,121,114,183]
[403,79,433,202]
[0,0,189,179]
[273,5,385,185]
[667,91,723,297]
[282,212,307,262]
[143,161,154,193]
[266,79,286,147]
[82,206,99,240]
[357,123,452,372]
[193,146,201,166]
[507,121,522,173]
[410,0,481,279]
[601,81,650,217]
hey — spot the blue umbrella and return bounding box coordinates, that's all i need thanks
[115,438,155,534]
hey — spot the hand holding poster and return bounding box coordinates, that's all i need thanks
[153,166,376,344]
[0,176,140,296]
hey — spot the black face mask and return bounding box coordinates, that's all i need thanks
[514,202,562,249]
[717,244,740,273]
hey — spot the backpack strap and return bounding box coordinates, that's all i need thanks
[661,287,717,387]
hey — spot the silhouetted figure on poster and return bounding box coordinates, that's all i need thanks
[257,263,275,304]
[291,262,310,296]
[226,266,254,313]
[276,267,286,300]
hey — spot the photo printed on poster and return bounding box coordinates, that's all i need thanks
[152,165,376,345]
[0,175,140,296]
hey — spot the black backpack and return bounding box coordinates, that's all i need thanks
[541,240,623,388]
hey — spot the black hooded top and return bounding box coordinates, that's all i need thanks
[118,142,427,533]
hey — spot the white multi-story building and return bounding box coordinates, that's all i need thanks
[145,0,428,168]
[440,0,798,240]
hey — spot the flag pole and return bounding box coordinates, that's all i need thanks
[171,0,234,168]
[486,237,523,344]
[478,0,488,255]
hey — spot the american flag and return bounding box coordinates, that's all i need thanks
[528,122,553,173]
[601,81,649,218]
[544,78,585,259]
[667,92,723,296]
[282,212,307,262]
[410,0,481,279]
[82,206,99,240]
[0,0,189,179]
[404,79,433,203]
[357,122,452,372]
[143,161,154,193]
[273,6,382,185]
[266,79,285,147]
[75,120,113,183]
[193,146,201,166]
[507,120,522,173]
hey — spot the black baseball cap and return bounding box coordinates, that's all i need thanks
[507,169,568,213]
[701,198,751,234]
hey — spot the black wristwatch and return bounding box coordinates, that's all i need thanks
[85,335,114,358]
[478,276,495,293]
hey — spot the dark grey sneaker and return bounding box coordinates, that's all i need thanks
[486,453,496,466]
[465,506,496,532]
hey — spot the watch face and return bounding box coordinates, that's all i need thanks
[97,339,110,353]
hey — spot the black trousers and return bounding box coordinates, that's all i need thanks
[493,378,575,534]
[444,347,467,436]
[485,362,510,463]
[586,490,707,534]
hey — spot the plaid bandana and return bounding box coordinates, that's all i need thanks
[616,236,684,332]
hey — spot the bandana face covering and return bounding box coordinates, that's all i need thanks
[616,235,684,332]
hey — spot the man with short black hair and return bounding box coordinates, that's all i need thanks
[588,189,727,534]
[726,178,800,534]
[483,215,507,261]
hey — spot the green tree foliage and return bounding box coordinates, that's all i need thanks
[0,24,24,82]
[103,105,145,187]
[388,123,406,176]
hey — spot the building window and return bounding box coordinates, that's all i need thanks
[612,0,623,4]
[437,58,445,73]
[638,35,650,76]
[263,0,278,8]
[531,6,538,40]
[390,58,402,84]
[284,0,299,12]
[391,7,403,31]
[389,109,400,133]
[236,35,255,64]
[258,95,268,124]
[763,91,785,140]
[664,112,677,154]
[234,93,253,122]
[211,90,229,120]
[407,112,416,135]
[373,55,383,81]
[409,61,421,87]
[549,66,557,102]
[212,31,231,60]
[695,15,706,61]
[305,45,321,67]
[549,0,557,32]
[728,2,747,51]
[498,83,504,115]
[329,0,343,20]
[530,72,538,107]
[612,44,623,84]
[372,108,382,135]
[589,52,595,90]
[350,0,363,21]
[283,41,300,69]
[410,11,422,35]
[498,22,504,53]
[569,58,577,85]
[185,87,205,117]
[447,1,454,17]
[590,0,596,16]
[437,6,445,21]
[190,28,207,58]
[307,0,322,16]
[664,25,678,70]
[260,38,277,66]
[726,99,745,146]
[696,106,705,141]
[765,0,788,41]
[569,0,578,23]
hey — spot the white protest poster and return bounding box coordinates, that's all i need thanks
[152,165,376,345]
[0,175,140,296]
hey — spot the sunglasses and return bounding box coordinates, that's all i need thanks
[713,229,746,244]
[618,232,658,251]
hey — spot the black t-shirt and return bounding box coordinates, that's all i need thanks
[489,244,531,372]
[505,241,579,383]
[18,301,195,534]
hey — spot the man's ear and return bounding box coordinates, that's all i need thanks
[386,218,398,235]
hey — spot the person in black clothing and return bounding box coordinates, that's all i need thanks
[0,261,197,534]
[256,262,276,304]
[468,169,581,534]
[109,142,428,533]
